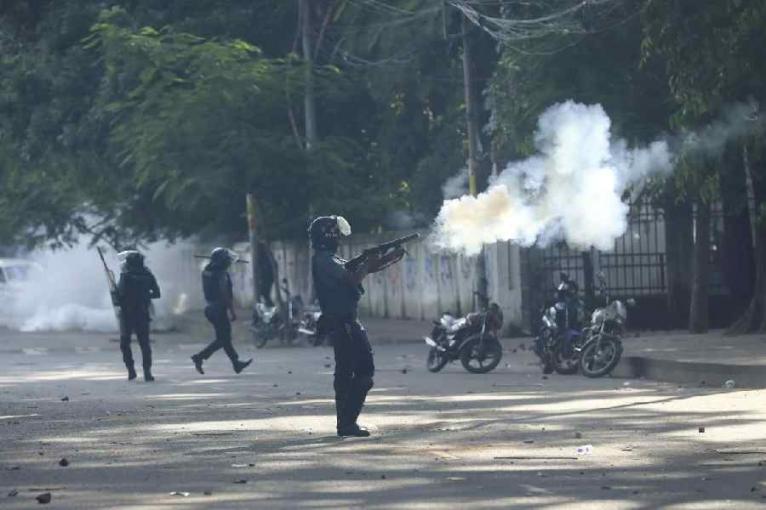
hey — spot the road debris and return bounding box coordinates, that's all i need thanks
[576,445,593,455]
[36,492,52,504]
[724,379,736,389]
[169,491,190,497]
[58,458,69,467]
[60,396,69,402]
[698,427,705,433]
[7,489,18,497]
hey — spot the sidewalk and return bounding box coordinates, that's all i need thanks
[3,317,766,387]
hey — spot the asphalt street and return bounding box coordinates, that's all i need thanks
[1,330,765,509]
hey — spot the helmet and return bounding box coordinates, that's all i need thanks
[118,250,144,271]
[210,247,234,268]
[308,215,351,250]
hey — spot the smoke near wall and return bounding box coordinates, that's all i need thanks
[433,100,758,255]
[0,238,197,332]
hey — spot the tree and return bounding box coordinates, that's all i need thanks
[642,0,766,332]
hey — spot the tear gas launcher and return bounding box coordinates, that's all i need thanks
[345,233,420,273]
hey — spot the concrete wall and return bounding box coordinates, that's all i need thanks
[258,233,524,332]
[171,233,524,332]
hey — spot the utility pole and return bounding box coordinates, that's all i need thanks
[301,0,318,150]
[461,14,489,308]
[301,0,318,300]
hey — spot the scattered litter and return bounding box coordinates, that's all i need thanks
[169,491,190,497]
[380,474,386,479]
[542,376,548,380]
[7,489,18,497]
[621,446,634,452]
[511,349,517,354]
[574,432,582,439]
[623,382,631,386]
[576,445,593,456]
[724,379,736,389]
[632,490,640,495]
[295,392,302,396]
[751,486,759,492]
[601,486,611,490]
[58,458,69,467]
[233,479,248,484]
[36,492,52,504]
[698,427,705,434]
[324,364,332,368]
[6,466,20,471]
[287,371,292,374]
[231,463,255,468]
[60,396,69,402]
[401,368,408,374]
[272,384,278,388]
[523,440,535,444]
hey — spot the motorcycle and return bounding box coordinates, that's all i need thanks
[250,278,303,348]
[295,303,330,347]
[424,293,504,374]
[534,273,584,375]
[578,273,632,378]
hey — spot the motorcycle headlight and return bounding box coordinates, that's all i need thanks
[591,308,606,325]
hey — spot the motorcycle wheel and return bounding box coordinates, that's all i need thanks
[426,347,449,373]
[460,336,502,374]
[553,341,579,375]
[579,337,623,378]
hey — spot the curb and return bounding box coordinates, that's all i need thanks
[613,356,766,388]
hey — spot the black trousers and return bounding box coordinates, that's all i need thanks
[197,305,240,366]
[120,314,152,372]
[329,317,375,430]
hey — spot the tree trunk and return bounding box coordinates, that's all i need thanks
[689,201,711,333]
[720,141,755,314]
[728,141,766,334]
[246,193,260,307]
[300,0,318,150]
[664,198,693,328]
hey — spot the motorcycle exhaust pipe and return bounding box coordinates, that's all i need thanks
[297,327,316,336]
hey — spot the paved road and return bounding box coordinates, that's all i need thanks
[1,331,765,509]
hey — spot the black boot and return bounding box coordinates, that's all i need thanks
[337,424,371,438]
[191,354,204,375]
[233,358,252,374]
[127,366,137,381]
[143,368,155,382]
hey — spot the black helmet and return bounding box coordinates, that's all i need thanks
[118,250,144,271]
[308,215,351,250]
[210,247,234,268]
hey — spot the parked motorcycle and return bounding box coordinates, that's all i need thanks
[534,273,584,375]
[250,278,302,348]
[424,293,504,374]
[578,273,632,378]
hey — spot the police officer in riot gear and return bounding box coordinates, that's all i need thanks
[117,250,161,382]
[191,247,252,375]
[309,215,404,437]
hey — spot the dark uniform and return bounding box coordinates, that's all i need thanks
[309,215,403,437]
[191,248,252,375]
[117,253,160,382]
[313,248,375,436]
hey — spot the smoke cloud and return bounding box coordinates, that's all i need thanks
[0,238,198,332]
[432,100,757,255]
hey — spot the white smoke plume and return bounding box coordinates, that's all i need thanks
[433,101,672,254]
[433,100,759,255]
[0,238,199,332]
[442,168,469,199]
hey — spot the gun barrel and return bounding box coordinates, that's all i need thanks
[378,233,420,251]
